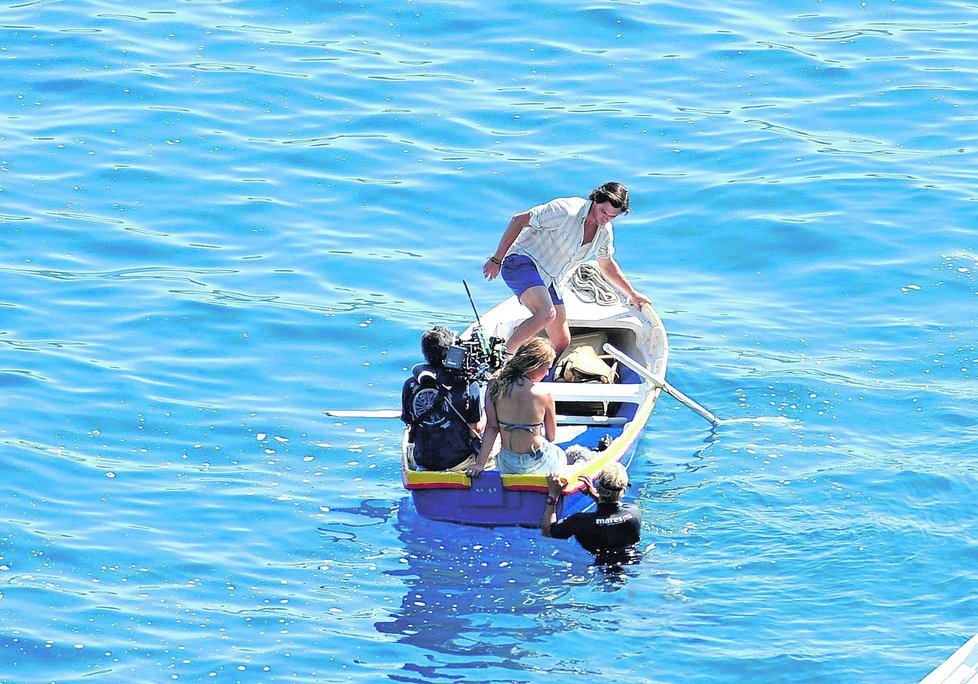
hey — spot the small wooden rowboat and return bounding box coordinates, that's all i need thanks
[401,263,673,527]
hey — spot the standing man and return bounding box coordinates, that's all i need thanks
[483,181,652,356]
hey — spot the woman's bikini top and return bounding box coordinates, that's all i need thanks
[494,376,545,437]
[496,418,544,435]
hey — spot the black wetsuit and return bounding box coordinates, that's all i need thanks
[549,502,641,558]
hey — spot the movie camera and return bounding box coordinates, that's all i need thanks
[443,327,506,384]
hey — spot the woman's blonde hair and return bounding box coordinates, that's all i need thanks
[488,337,556,401]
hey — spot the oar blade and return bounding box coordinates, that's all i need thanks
[323,409,401,419]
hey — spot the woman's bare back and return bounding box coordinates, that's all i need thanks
[493,377,554,454]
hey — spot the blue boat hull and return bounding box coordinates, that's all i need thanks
[405,420,645,527]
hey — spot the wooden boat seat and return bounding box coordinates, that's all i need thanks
[556,414,627,426]
[542,381,644,404]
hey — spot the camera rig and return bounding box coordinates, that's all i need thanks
[443,326,506,385]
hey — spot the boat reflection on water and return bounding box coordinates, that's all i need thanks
[374,501,645,676]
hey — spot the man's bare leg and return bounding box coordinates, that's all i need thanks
[543,303,570,357]
[506,289,570,359]
[506,286,556,353]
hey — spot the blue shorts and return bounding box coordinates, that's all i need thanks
[501,255,563,305]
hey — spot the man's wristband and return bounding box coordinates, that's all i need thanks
[488,255,503,266]
[546,496,559,506]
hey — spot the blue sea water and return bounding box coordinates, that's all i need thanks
[2,1,977,682]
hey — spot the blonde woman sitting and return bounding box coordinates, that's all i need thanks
[465,337,566,478]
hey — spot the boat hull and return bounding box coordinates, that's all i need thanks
[403,414,647,527]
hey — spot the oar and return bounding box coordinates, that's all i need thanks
[323,409,401,419]
[603,343,720,427]
[323,408,625,426]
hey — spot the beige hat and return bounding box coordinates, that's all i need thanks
[596,462,629,502]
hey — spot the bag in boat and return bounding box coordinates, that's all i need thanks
[554,343,618,416]
[556,344,616,384]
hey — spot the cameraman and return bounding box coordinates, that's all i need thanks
[401,326,486,471]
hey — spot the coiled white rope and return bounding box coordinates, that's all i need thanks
[569,262,622,306]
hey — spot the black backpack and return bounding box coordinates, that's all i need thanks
[408,380,480,471]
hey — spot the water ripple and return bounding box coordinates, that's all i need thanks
[0,265,235,286]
